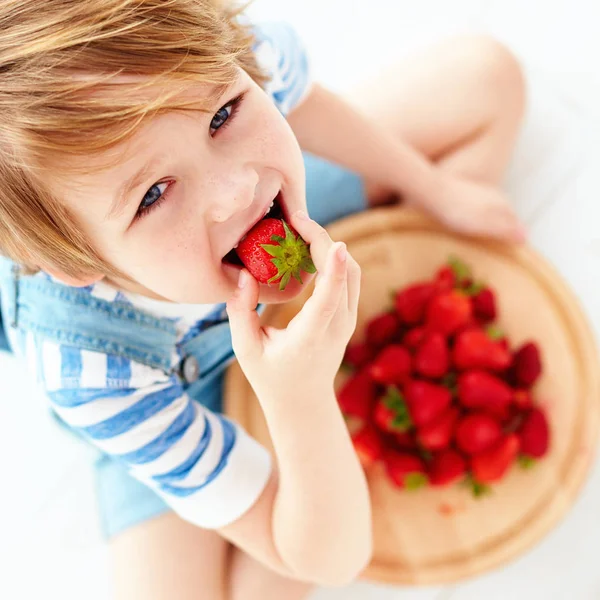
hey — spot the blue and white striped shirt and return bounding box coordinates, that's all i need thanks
[9,22,312,529]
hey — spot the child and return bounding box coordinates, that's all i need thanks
[0,1,526,598]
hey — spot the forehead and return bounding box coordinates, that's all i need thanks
[45,73,228,183]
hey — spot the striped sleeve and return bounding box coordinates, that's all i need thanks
[254,21,312,115]
[34,338,272,529]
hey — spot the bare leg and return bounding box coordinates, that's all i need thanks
[110,513,229,600]
[227,546,313,600]
[109,512,313,600]
[349,35,526,204]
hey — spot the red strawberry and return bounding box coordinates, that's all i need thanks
[457,370,513,418]
[416,407,459,451]
[455,413,502,455]
[235,218,315,290]
[366,312,401,349]
[373,387,412,433]
[435,266,456,292]
[403,327,426,352]
[471,434,520,483]
[368,345,412,385]
[352,425,383,468]
[414,332,449,379]
[426,290,473,335]
[404,380,452,427]
[471,288,497,323]
[343,342,374,370]
[513,388,534,410]
[337,369,377,420]
[384,450,428,489]
[429,449,467,486]
[453,328,512,372]
[513,342,542,387]
[395,283,435,325]
[518,407,550,458]
[394,430,418,450]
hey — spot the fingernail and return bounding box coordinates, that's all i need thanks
[238,269,248,289]
[337,243,347,262]
[294,210,309,221]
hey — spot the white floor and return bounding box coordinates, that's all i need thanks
[2,0,600,599]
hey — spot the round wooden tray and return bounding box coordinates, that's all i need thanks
[224,207,600,585]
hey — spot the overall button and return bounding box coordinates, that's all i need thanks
[182,355,200,383]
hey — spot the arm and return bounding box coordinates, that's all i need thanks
[286,83,526,242]
[45,356,367,586]
[222,217,372,586]
[286,83,442,210]
[220,388,371,586]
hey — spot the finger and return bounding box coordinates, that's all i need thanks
[332,251,350,329]
[485,209,527,244]
[346,254,362,316]
[226,269,262,359]
[298,242,347,330]
[289,210,334,273]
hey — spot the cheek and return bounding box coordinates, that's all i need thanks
[105,216,215,287]
[244,96,304,168]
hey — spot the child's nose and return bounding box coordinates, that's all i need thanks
[209,169,259,223]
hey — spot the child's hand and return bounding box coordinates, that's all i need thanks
[414,174,527,243]
[227,211,361,403]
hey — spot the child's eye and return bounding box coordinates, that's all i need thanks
[209,94,244,136]
[210,104,232,132]
[135,181,171,221]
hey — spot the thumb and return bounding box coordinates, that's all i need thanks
[226,269,262,359]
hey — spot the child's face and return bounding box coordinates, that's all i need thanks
[50,68,310,304]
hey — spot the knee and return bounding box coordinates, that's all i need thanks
[458,35,526,115]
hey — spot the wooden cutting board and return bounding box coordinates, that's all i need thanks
[224,207,600,585]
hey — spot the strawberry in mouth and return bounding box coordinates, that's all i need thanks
[222,193,316,290]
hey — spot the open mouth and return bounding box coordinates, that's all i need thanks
[222,191,285,267]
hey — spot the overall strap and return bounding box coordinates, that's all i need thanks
[0,260,177,373]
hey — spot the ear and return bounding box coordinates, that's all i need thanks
[42,267,104,288]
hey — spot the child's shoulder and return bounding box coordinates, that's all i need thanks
[253,21,312,115]
[8,274,225,393]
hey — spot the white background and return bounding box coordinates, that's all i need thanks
[1,0,600,598]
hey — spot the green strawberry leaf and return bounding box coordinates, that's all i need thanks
[462,474,492,498]
[339,361,354,374]
[486,324,505,341]
[463,282,485,297]
[391,413,412,432]
[384,387,412,431]
[441,372,458,396]
[260,221,316,291]
[418,448,433,462]
[405,472,428,491]
[447,255,472,283]
[518,455,537,470]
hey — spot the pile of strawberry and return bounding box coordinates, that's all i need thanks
[338,258,550,495]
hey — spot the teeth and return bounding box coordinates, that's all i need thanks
[269,201,275,208]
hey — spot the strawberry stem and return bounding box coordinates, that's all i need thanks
[405,473,428,490]
[384,386,412,432]
[447,255,472,283]
[261,221,316,291]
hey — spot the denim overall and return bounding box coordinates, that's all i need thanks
[0,153,367,537]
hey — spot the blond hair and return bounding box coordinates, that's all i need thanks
[0,0,267,279]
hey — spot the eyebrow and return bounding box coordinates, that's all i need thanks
[107,154,165,220]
